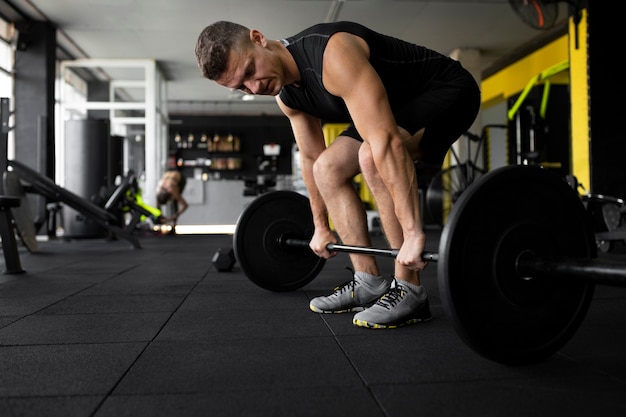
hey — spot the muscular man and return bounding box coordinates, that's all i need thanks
[195,21,480,328]
[156,170,188,228]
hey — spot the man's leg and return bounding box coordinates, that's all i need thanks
[312,136,378,276]
[352,129,432,328]
[309,136,390,313]
[357,128,423,285]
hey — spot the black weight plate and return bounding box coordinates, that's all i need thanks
[438,165,596,365]
[234,190,325,291]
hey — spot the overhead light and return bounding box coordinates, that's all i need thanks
[241,94,255,101]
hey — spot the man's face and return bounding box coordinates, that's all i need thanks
[215,35,283,97]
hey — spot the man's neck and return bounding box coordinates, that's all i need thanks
[272,39,300,87]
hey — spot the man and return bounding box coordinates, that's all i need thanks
[195,21,480,328]
[156,169,188,229]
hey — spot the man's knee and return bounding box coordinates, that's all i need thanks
[311,154,330,184]
[358,143,377,181]
[313,151,359,186]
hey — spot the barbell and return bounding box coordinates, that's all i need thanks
[232,165,626,365]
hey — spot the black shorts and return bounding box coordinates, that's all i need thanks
[339,74,481,168]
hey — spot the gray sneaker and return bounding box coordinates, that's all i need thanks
[353,279,432,328]
[309,270,391,314]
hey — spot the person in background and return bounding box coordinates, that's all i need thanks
[156,170,188,231]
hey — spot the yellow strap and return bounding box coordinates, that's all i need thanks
[539,79,551,119]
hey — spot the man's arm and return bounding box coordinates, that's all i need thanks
[276,96,338,257]
[322,32,426,269]
[163,183,188,224]
[172,193,188,221]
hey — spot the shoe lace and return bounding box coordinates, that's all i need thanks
[376,278,406,310]
[332,267,357,297]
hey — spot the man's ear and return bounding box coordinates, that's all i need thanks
[250,29,267,47]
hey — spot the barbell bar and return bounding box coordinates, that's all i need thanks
[516,251,626,285]
[283,234,626,285]
[232,165,626,365]
[281,237,439,261]
[282,240,626,283]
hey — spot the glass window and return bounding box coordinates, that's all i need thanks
[0,16,15,157]
[0,17,14,98]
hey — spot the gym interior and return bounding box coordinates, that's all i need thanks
[0,1,625,416]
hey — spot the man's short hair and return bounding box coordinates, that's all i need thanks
[195,21,250,80]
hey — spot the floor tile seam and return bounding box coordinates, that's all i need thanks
[3,262,142,283]
[353,371,559,390]
[0,316,22,330]
[86,274,211,413]
[552,353,626,385]
[327,334,389,416]
[21,251,129,266]
[0,393,106,400]
[87,340,154,415]
[311,311,532,405]
[0,266,147,328]
[31,290,200,307]
[0,341,150,351]
[148,335,341,345]
[30,309,183,316]
[103,384,370,397]
[98,390,203,398]
[312,315,389,415]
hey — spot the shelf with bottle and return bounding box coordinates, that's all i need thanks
[176,156,243,171]
[173,132,206,150]
[172,132,241,153]
[208,133,241,153]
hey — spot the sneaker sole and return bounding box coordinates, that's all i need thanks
[353,315,433,329]
[309,305,366,314]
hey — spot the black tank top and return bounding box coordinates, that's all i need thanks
[278,21,469,122]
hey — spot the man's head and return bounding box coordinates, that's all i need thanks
[195,21,285,97]
[195,21,250,81]
[156,189,171,205]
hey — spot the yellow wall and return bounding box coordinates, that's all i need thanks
[568,9,590,191]
[481,36,569,109]
[481,10,589,189]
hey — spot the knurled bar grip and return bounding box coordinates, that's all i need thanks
[283,238,439,262]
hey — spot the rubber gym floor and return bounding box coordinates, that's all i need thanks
[0,227,625,417]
